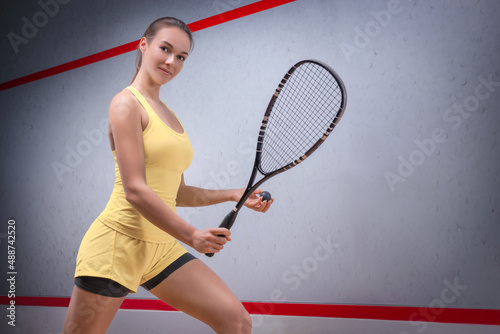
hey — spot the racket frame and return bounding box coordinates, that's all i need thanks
[206,59,347,257]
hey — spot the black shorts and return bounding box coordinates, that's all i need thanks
[74,252,196,297]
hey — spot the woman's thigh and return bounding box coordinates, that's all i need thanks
[63,285,126,334]
[148,259,251,333]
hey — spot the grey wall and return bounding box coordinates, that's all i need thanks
[1,0,499,332]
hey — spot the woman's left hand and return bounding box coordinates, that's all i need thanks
[236,189,274,213]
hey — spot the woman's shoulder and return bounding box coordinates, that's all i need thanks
[109,88,140,115]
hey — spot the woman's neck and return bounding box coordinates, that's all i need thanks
[131,72,162,102]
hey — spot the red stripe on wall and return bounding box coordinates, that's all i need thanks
[0,40,140,92]
[243,302,500,325]
[1,296,499,326]
[0,0,296,91]
[188,0,296,32]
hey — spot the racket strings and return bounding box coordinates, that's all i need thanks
[259,62,343,174]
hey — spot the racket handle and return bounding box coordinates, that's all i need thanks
[219,209,237,230]
[205,210,238,258]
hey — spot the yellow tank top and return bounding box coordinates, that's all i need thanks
[98,86,193,243]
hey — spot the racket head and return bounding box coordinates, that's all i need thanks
[256,60,347,176]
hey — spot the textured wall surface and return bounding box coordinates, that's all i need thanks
[1,0,499,333]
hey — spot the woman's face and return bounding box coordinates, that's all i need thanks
[141,26,191,85]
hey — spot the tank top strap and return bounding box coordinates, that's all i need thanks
[125,86,156,119]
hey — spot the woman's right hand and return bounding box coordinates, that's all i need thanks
[191,228,231,254]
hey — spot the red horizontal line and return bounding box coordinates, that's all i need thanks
[244,302,500,325]
[1,296,499,326]
[0,0,296,91]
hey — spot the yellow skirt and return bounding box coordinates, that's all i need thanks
[75,218,188,293]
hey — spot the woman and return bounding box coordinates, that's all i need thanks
[63,17,272,334]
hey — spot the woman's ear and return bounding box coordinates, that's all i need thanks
[139,37,148,53]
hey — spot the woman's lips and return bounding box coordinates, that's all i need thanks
[159,67,172,76]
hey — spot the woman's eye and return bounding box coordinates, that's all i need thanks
[178,55,186,61]
[161,47,169,52]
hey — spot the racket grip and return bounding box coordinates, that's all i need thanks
[219,209,237,230]
[205,210,238,258]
